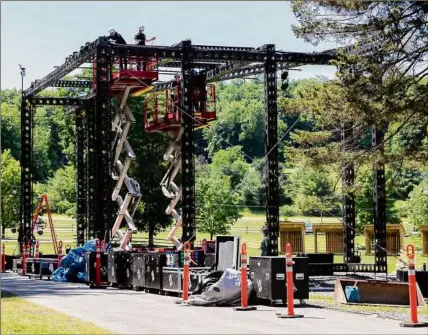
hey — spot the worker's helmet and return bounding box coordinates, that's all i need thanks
[139,25,145,32]
[108,27,115,35]
[174,72,180,78]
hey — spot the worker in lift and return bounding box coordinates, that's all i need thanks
[171,73,181,114]
[191,70,206,112]
[108,27,127,70]
[260,226,269,256]
[134,25,156,71]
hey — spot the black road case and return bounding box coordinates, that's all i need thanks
[249,256,309,305]
[130,252,146,291]
[85,251,109,288]
[145,253,166,292]
[25,258,58,280]
[107,250,133,288]
[161,267,210,295]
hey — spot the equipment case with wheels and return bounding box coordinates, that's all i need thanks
[249,256,309,305]
[85,251,109,287]
[161,267,210,294]
[145,253,166,292]
[25,258,58,280]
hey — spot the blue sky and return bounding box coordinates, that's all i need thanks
[1,1,337,90]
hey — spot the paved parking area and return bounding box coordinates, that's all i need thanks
[1,273,427,334]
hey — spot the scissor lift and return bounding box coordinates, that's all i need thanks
[95,57,159,249]
[144,80,217,250]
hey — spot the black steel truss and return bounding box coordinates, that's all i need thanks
[28,97,88,106]
[95,41,113,242]
[86,101,96,241]
[207,62,293,83]
[264,45,280,256]
[23,37,353,101]
[76,109,87,246]
[51,80,93,88]
[371,125,387,273]
[20,36,384,255]
[19,98,33,245]
[24,41,97,97]
[342,122,357,263]
[180,40,196,245]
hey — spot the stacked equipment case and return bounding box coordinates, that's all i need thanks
[249,256,309,305]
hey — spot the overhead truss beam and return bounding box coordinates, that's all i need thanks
[23,41,97,97]
[28,97,89,106]
[50,80,93,88]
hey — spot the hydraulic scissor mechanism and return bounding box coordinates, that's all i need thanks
[111,87,141,250]
[162,128,184,250]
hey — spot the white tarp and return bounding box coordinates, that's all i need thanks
[188,268,253,306]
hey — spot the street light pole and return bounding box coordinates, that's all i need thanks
[19,64,26,94]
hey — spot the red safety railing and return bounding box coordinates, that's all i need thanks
[92,57,158,92]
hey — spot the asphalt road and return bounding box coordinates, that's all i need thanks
[1,273,426,334]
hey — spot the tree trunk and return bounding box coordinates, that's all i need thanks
[148,223,154,247]
[210,232,213,240]
[1,225,5,239]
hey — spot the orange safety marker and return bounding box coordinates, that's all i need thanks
[175,241,191,305]
[182,241,191,302]
[95,239,101,287]
[35,241,40,259]
[400,244,428,328]
[1,244,6,272]
[234,243,256,311]
[278,243,303,319]
[57,241,63,266]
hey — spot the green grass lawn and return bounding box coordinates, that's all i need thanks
[2,213,426,274]
[1,290,113,334]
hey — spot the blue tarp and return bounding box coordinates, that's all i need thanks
[52,239,100,283]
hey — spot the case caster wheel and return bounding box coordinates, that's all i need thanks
[299,299,306,306]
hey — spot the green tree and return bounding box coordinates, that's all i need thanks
[284,165,338,216]
[407,178,428,228]
[290,1,428,166]
[44,164,77,216]
[1,150,20,237]
[196,172,241,240]
[354,166,401,233]
[211,146,250,189]
[1,102,21,159]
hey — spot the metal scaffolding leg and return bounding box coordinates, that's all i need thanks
[87,101,97,241]
[163,129,184,250]
[263,44,280,256]
[372,124,387,273]
[180,40,196,246]
[342,122,356,263]
[76,109,87,246]
[95,41,113,242]
[19,98,34,246]
[110,88,141,250]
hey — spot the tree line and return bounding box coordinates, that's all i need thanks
[2,1,428,240]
